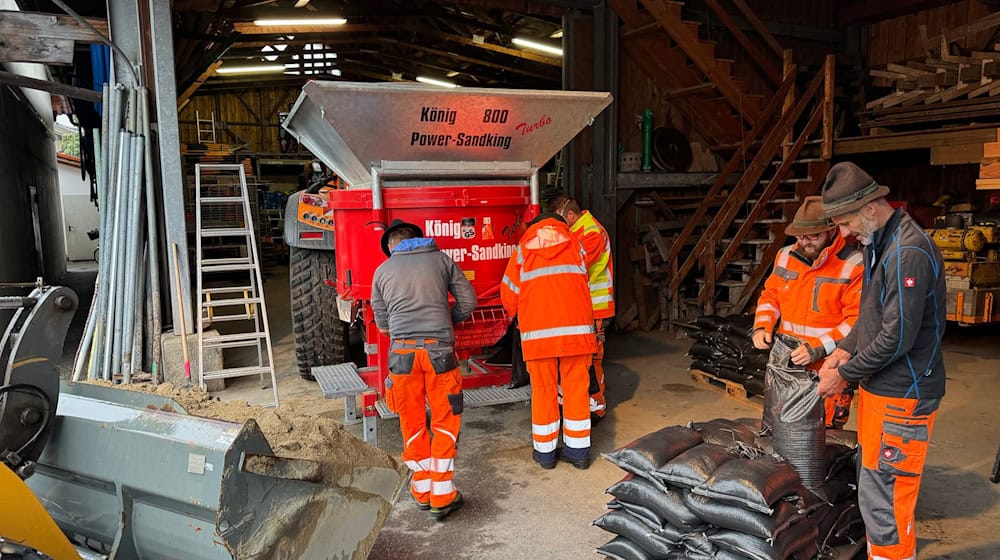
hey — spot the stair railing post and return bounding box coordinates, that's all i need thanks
[782,49,795,161]
[822,54,835,160]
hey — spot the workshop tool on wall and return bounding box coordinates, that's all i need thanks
[281,81,612,443]
[194,163,278,406]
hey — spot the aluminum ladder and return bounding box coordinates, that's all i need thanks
[195,110,216,144]
[194,163,278,407]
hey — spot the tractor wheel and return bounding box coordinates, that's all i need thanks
[290,246,350,380]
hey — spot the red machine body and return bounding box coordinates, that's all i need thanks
[329,185,533,394]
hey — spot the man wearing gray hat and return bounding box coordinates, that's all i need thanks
[816,162,946,560]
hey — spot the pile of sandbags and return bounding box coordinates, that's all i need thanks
[595,419,865,560]
[684,315,769,397]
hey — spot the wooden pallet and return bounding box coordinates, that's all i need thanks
[690,368,763,409]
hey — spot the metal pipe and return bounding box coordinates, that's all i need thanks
[98,84,110,206]
[112,134,139,379]
[73,125,106,382]
[121,131,145,380]
[129,244,148,382]
[370,164,383,210]
[140,88,162,383]
[104,130,132,380]
[529,170,541,206]
[0,296,36,309]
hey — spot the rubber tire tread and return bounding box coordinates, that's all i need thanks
[289,247,349,378]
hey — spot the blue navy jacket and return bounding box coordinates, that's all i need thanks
[838,209,946,400]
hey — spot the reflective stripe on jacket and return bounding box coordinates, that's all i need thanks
[500,217,596,361]
[569,211,615,319]
[753,234,863,360]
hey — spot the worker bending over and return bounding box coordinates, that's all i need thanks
[371,219,477,520]
[501,213,596,470]
[753,196,862,429]
[817,162,946,560]
[548,196,615,421]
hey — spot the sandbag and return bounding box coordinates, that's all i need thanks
[714,550,754,560]
[603,426,704,484]
[596,537,653,560]
[681,532,717,556]
[653,443,736,489]
[812,502,864,548]
[691,360,724,377]
[745,351,769,372]
[682,492,802,540]
[607,499,665,531]
[715,366,752,384]
[607,475,705,530]
[593,511,678,558]
[691,315,726,330]
[719,315,755,339]
[691,331,743,357]
[824,443,857,483]
[688,419,760,449]
[825,429,859,450]
[689,341,729,361]
[708,519,820,560]
[692,457,802,515]
[744,374,766,397]
[764,336,826,499]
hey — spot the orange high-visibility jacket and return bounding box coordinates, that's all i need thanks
[501,217,596,361]
[570,211,615,319]
[754,234,863,361]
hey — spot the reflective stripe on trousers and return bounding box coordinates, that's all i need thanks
[526,354,592,454]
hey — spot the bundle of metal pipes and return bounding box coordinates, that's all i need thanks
[71,83,163,384]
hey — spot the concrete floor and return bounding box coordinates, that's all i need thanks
[65,262,1000,559]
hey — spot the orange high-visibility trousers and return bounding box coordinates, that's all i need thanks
[824,391,853,429]
[386,342,463,509]
[589,319,608,419]
[528,354,591,457]
[857,388,939,560]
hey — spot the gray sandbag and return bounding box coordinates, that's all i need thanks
[825,429,859,449]
[812,502,864,548]
[593,511,678,558]
[596,537,652,560]
[682,492,803,540]
[681,532,717,556]
[708,518,820,560]
[652,443,736,489]
[607,475,706,530]
[603,426,704,485]
[688,419,760,449]
[714,550,754,560]
[691,457,802,515]
[607,499,665,531]
[764,336,826,499]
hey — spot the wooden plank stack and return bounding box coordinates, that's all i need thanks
[977,136,1000,190]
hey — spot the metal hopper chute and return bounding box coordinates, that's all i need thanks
[282,81,613,186]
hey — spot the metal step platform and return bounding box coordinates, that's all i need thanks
[313,363,369,426]
[374,384,532,420]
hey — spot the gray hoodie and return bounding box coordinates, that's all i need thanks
[371,238,477,344]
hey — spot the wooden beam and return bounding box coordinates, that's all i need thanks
[232,22,396,34]
[663,82,715,99]
[0,69,101,102]
[0,35,74,64]
[926,11,1000,50]
[417,29,561,67]
[378,38,559,82]
[835,126,1000,155]
[839,0,952,25]
[704,0,780,86]
[0,10,108,41]
[177,61,223,109]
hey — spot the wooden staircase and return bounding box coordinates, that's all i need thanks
[610,0,838,323]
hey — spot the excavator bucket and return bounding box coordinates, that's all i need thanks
[281,81,613,186]
[26,383,406,559]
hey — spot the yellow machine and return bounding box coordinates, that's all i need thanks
[927,224,1000,324]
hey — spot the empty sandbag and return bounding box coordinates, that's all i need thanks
[603,426,704,482]
[691,457,802,515]
[653,443,736,488]
[681,532,717,556]
[688,419,760,449]
[596,536,652,560]
[825,429,859,449]
[607,499,665,531]
[765,336,826,499]
[593,511,678,558]
[708,518,819,560]
[607,475,705,530]
[682,492,803,540]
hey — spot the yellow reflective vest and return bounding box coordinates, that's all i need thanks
[570,211,615,319]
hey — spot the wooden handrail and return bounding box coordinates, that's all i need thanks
[662,72,796,272]
[706,104,825,290]
[704,0,780,86]
[730,0,784,58]
[667,66,826,297]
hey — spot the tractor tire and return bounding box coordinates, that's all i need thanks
[290,246,350,380]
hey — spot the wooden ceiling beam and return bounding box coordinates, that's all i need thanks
[231,22,396,34]
[378,37,559,81]
[416,29,560,66]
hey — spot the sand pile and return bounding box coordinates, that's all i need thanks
[84,381,397,471]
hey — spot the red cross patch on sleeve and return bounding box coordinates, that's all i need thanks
[904,277,916,288]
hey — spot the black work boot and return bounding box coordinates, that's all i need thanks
[430,492,463,520]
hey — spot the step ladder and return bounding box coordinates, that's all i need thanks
[195,163,278,407]
[196,110,216,144]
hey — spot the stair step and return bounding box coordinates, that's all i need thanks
[200,196,245,203]
[747,197,800,205]
[202,366,272,381]
[200,227,252,237]
[722,237,774,245]
[202,285,254,295]
[734,217,786,224]
[313,363,367,398]
[782,138,824,147]
[770,158,825,166]
[728,259,760,267]
[202,297,262,308]
[202,262,255,273]
[695,279,748,287]
[374,384,533,419]
[202,332,266,348]
[759,177,813,185]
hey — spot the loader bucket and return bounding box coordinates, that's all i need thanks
[27,384,406,559]
[282,81,613,186]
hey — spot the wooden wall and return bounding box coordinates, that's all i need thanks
[178,86,303,152]
[867,0,997,71]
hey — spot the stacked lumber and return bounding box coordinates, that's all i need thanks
[977,137,1000,190]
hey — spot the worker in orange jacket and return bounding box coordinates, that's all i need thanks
[501,213,596,470]
[371,219,477,520]
[753,196,863,429]
[548,196,615,421]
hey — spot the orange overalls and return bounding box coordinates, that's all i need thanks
[754,234,863,428]
[569,211,614,419]
[386,339,463,509]
[501,217,596,464]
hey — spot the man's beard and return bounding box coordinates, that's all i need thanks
[856,213,881,246]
